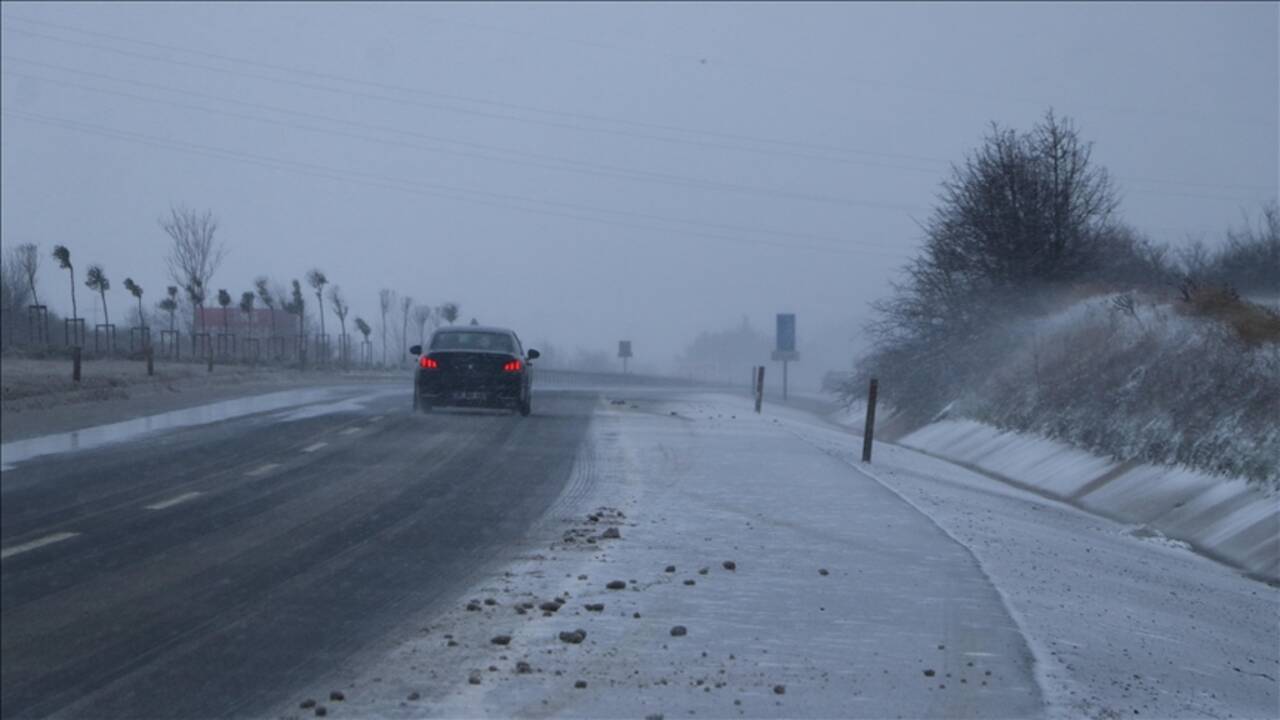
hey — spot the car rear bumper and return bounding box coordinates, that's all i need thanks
[418,374,524,407]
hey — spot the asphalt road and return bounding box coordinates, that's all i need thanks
[0,386,597,719]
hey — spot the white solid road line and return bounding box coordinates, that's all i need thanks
[144,491,204,511]
[301,442,328,453]
[246,463,281,477]
[1,532,80,560]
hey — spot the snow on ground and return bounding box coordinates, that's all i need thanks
[773,403,1280,719]
[289,394,1042,719]
[286,391,1278,720]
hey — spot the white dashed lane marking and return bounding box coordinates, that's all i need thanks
[1,532,80,560]
[340,427,361,436]
[301,442,328,453]
[246,463,281,477]
[144,492,204,511]
[369,416,384,423]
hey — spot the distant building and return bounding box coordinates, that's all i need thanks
[194,307,295,335]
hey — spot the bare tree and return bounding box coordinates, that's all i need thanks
[52,245,77,323]
[217,289,232,335]
[123,278,144,328]
[84,265,110,325]
[185,278,206,335]
[307,269,328,343]
[355,316,372,362]
[160,205,225,290]
[254,277,277,340]
[412,304,433,344]
[239,291,255,341]
[438,302,459,325]
[328,285,349,362]
[378,289,394,366]
[2,247,33,314]
[286,279,306,336]
[399,295,412,364]
[159,285,179,331]
[15,243,40,306]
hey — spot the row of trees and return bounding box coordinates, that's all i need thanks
[854,110,1279,419]
[1,206,465,366]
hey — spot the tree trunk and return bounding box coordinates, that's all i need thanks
[99,288,109,325]
[68,268,78,321]
[317,293,326,339]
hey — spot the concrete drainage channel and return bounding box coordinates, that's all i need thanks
[896,419,1279,584]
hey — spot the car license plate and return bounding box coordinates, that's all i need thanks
[454,391,485,400]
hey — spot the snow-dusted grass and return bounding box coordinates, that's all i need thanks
[966,295,1280,487]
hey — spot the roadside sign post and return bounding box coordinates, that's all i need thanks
[618,340,632,375]
[772,313,799,402]
[862,378,879,463]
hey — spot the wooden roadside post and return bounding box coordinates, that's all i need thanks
[754,366,765,414]
[146,344,155,376]
[71,345,82,383]
[862,378,879,463]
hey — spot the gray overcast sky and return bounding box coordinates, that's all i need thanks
[2,2,1276,380]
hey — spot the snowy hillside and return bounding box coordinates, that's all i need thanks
[952,293,1280,487]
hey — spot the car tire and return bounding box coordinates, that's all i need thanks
[418,397,432,414]
[519,397,531,417]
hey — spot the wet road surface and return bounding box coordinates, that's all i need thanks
[0,386,596,719]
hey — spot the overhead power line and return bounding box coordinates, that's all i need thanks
[0,56,936,212]
[0,23,946,172]
[2,108,917,260]
[3,16,1269,196]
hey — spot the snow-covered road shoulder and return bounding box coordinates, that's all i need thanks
[298,394,1041,719]
[288,393,1277,720]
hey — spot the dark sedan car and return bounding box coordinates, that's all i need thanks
[409,326,540,415]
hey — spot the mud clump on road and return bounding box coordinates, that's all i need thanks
[606,580,626,590]
[559,629,588,644]
[539,601,562,612]
[698,567,709,575]
[601,526,621,540]
[491,635,512,646]
[584,603,605,612]
[923,669,936,677]
[575,679,588,689]
[670,625,688,637]
[299,699,316,709]
[722,560,736,571]
[664,565,676,573]
[773,684,786,695]
[516,661,533,674]
[683,579,696,586]
[328,690,344,702]
[818,568,829,576]
[407,692,420,701]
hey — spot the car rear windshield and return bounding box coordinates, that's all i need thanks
[430,331,516,353]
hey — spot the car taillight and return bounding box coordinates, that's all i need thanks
[503,359,523,372]
[419,356,439,369]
